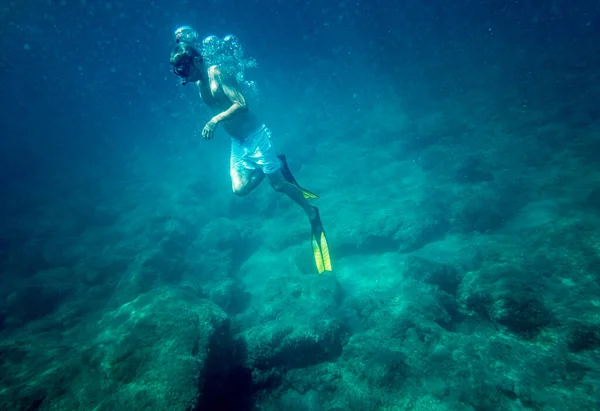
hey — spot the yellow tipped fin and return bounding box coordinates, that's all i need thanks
[310,207,332,275]
[301,189,319,200]
[312,231,332,275]
[313,237,326,274]
[319,233,332,272]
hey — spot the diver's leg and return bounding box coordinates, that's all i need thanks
[266,170,317,220]
[263,152,331,274]
[255,126,317,220]
[231,166,265,196]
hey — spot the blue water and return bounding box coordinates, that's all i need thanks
[1,1,600,410]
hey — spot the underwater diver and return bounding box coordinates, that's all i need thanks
[169,27,332,275]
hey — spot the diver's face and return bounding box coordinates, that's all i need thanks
[172,55,202,85]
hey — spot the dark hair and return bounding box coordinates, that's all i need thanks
[170,42,202,66]
[170,42,203,83]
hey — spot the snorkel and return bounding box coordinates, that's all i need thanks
[170,26,202,85]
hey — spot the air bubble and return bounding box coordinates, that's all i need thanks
[173,26,260,101]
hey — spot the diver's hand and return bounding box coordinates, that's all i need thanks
[202,118,219,140]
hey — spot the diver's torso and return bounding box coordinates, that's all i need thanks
[221,110,261,140]
[197,77,262,140]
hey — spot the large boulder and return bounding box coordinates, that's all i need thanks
[1,267,77,331]
[0,287,232,411]
[238,274,344,371]
[458,264,553,339]
[403,256,463,296]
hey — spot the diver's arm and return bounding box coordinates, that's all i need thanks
[211,74,248,124]
[202,68,248,140]
[211,98,246,123]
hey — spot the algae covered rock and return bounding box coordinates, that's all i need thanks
[80,286,230,410]
[0,286,232,411]
[458,264,553,339]
[403,256,462,296]
[239,274,344,371]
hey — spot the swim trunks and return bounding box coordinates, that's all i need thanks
[230,124,281,179]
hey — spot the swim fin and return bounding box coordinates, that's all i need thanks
[277,155,319,199]
[310,207,332,275]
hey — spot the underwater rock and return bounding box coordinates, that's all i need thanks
[584,188,600,213]
[239,275,344,371]
[207,277,252,315]
[455,156,495,183]
[2,267,76,329]
[0,287,234,411]
[334,207,450,257]
[459,266,553,339]
[403,256,462,296]
[566,322,600,353]
[489,295,553,339]
[3,285,69,328]
[454,181,528,234]
[82,287,230,410]
[340,331,411,389]
[243,315,342,370]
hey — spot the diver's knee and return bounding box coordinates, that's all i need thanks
[232,184,250,197]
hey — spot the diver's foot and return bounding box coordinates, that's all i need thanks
[307,206,318,221]
[309,206,332,274]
